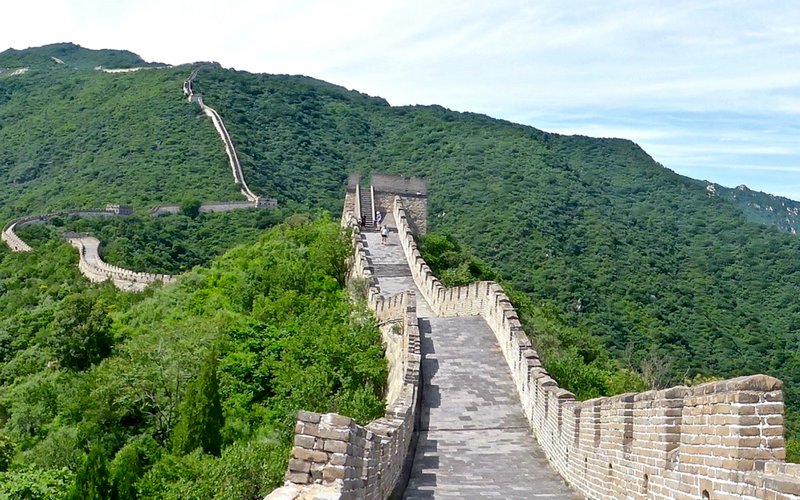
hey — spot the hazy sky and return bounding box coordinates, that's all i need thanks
[4,0,800,200]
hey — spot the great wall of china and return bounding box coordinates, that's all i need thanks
[1,66,276,289]
[4,65,800,498]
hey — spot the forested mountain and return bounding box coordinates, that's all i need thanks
[0,46,233,219]
[3,43,800,494]
[704,181,800,234]
[0,42,161,70]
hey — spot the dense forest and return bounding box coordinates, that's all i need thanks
[0,218,385,497]
[3,43,800,496]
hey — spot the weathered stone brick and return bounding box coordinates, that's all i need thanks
[292,447,328,463]
[288,458,311,473]
[285,471,310,484]
[297,410,321,423]
[323,439,350,453]
[294,434,316,448]
[322,465,346,481]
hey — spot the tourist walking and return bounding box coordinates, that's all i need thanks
[381,225,389,245]
[375,210,382,226]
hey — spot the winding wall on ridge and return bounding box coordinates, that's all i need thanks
[3,67,276,290]
[1,209,175,290]
[67,235,175,291]
[183,67,276,208]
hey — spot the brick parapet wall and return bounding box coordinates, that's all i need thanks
[267,208,422,499]
[68,238,175,288]
[391,194,800,499]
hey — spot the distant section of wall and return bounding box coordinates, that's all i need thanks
[391,195,800,500]
[183,68,278,208]
[2,208,122,253]
[149,200,275,217]
[67,235,175,291]
[267,214,421,500]
[2,220,33,252]
[96,65,172,73]
[149,205,182,217]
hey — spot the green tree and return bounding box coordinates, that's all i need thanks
[0,467,72,500]
[172,348,224,456]
[110,436,159,500]
[47,291,112,371]
[0,432,15,472]
[69,445,112,500]
[180,197,202,218]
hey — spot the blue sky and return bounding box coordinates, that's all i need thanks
[4,0,800,200]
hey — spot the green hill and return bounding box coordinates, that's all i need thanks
[193,65,800,428]
[3,43,800,485]
[0,42,160,70]
[0,48,233,219]
[706,181,800,234]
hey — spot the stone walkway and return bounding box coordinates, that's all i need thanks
[362,221,577,499]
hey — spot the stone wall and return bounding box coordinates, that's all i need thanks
[267,214,422,500]
[68,237,175,291]
[2,220,33,252]
[2,209,119,253]
[184,69,268,205]
[391,195,800,500]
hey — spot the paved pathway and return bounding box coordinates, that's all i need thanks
[362,220,577,499]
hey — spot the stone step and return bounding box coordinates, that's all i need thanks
[371,263,413,277]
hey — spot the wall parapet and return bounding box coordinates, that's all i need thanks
[267,211,421,499]
[68,236,176,291]
[390,195,799,500]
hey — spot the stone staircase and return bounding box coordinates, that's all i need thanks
[360,187,374,230]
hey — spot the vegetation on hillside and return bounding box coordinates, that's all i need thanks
[194,66,800,444]
[0,42,163,71]
[708,181,800,235]
[419,232,647,400]
[0,56,236,221]
[0,218,386,498]
[3,43,800,474]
